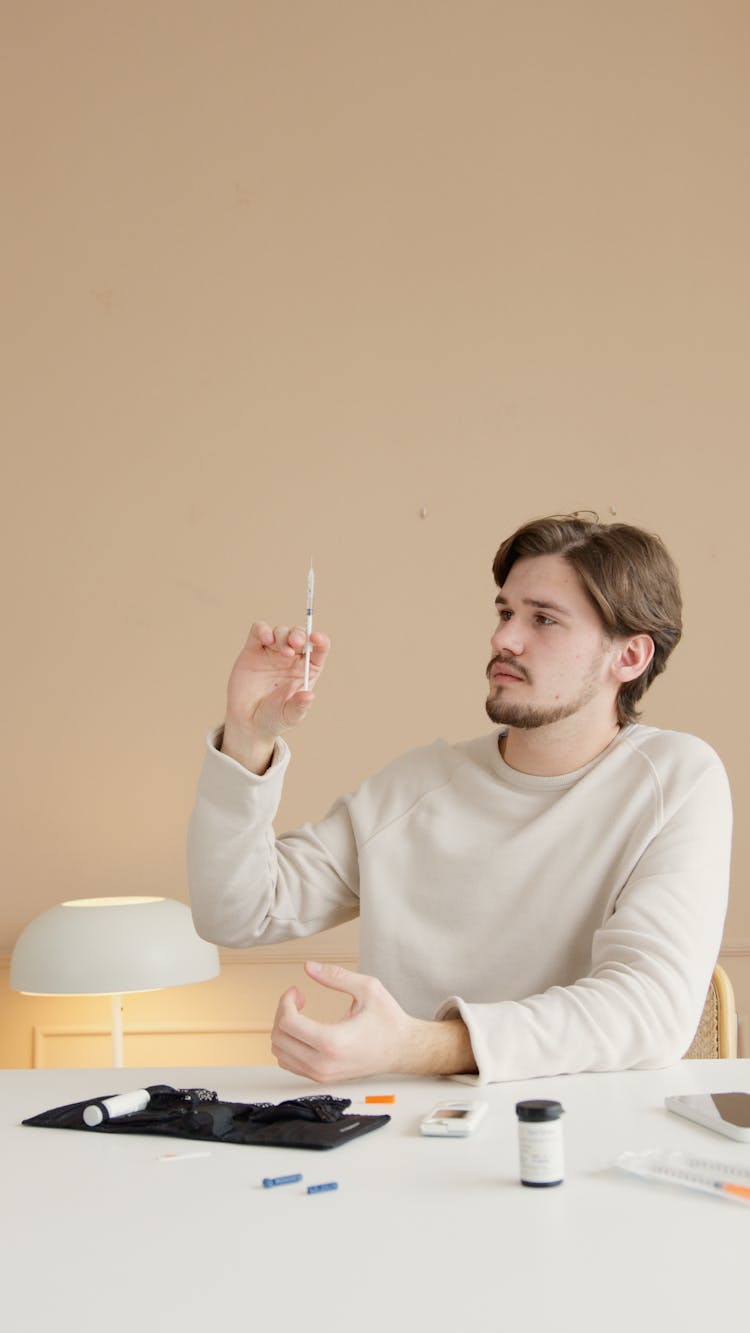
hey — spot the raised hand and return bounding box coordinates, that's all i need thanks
[221,621,330,772]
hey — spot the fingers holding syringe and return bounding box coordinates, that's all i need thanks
[232,624,330,724]
[289,628,331,683]
[244,622,329,665]
[271,627,329,711]
[282,632,331,719]
[305,629,331,672]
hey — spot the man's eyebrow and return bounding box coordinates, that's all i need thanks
[494,594,573,618]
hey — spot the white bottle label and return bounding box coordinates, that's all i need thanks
[518,1119,564,1183]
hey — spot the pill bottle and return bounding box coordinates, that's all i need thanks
[515,1099,564,1187]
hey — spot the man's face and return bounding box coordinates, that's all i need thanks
[485,553,617,731]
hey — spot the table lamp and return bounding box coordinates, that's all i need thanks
[10,896,220,1066]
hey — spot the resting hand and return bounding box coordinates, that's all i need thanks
[270,962,477,1082]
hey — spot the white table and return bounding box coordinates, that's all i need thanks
[3,1060,749,1332]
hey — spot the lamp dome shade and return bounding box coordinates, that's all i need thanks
[10,897,220,996]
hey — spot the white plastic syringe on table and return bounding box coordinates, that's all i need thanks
[617,1149,750,1205]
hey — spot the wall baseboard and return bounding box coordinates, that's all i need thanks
[32,1022,275,1070]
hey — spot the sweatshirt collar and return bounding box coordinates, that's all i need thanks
[487,726,633,790]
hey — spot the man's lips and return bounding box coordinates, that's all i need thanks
[489,662,526,683]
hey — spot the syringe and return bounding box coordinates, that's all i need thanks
[618,1148,750,1205]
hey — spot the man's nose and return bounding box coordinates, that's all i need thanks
[491,618,525,657]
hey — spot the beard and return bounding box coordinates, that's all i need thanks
[485,653,604,730]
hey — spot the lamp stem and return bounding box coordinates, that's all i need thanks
[110,993,124,1067]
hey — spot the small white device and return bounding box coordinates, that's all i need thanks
[665,1092,750,1142]
[419,1100,488,1137]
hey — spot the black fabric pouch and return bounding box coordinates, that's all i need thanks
[22,1085,390,1150]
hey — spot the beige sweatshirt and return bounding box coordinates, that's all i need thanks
[187,724,732,1084]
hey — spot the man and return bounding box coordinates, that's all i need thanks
[187,514,732,1084]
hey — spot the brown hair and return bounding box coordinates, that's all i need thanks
[492,513,683,725]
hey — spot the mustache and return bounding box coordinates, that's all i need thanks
[486,653,531,684]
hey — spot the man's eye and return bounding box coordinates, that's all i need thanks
[536,615,557,626]
[497,608,512,621]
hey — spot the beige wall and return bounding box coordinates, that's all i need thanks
[2,2,749,1067]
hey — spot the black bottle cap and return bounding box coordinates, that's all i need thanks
[515,1099,564,1121]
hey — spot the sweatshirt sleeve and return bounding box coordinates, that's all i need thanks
[436,755,733,1085]
[187,729,360,947]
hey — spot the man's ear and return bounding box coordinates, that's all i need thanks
[612,634,655,684]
